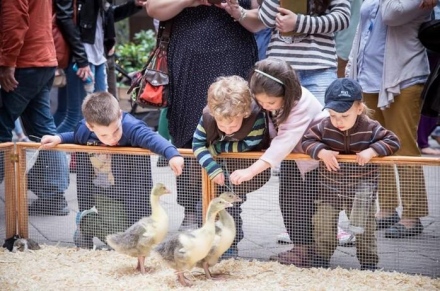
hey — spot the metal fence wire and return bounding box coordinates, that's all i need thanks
[0,143,439,278]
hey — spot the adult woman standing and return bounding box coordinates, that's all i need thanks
[347,0,434,238]
[146,0,260,228]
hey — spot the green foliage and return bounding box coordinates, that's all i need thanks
[115,29,157,81]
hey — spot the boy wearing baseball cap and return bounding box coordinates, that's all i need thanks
[302,78,401,270]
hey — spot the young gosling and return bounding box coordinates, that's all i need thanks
[155,197,233,286]
[106,183,171,274]
[198,192,242,279]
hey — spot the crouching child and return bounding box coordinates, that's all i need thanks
[41,92,184,248]
[192,75,271,258]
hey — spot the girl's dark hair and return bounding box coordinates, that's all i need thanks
[249,58,302,124]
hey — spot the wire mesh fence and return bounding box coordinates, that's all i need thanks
[1,143,439,278]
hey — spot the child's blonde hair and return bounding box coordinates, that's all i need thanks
[82,92,121,126]
[207,75,253,122]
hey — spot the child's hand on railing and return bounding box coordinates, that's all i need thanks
[169,156,184,176]
[40,135,61,149]
[318,149,340,172]
[356,148,378,166]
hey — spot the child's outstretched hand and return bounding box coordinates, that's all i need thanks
[212,172,225,186]
[318,149,340,172]
[169,156,184,176]
[356,148,378,166]
[41,135,61,149]
[230,168,254,185]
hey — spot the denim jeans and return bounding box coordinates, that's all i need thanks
[55,62,108,133]
[0,67,69,198]
[296,68,337,106]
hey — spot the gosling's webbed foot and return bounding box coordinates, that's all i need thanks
[177,272,193,287]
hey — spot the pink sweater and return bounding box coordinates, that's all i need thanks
[260,87,329,175]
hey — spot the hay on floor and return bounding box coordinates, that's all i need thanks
[0,245,438,291]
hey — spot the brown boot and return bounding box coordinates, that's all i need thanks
[269,245,313,267]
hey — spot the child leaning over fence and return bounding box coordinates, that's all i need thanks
[192,75,271,258]
[41,92,184,249]
[302,78,401,270]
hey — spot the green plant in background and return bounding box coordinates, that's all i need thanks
[115,29,157,85]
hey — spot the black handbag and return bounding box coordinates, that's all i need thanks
[418,19,440,53]
[128,21,173,108]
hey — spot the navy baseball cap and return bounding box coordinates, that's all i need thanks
[323,78,363,113]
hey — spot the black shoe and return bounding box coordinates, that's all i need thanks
[360,264,377,271]
[384,219,424,239]
[28,197,69,216]
[376,211,400,230]
[311,255,330,269]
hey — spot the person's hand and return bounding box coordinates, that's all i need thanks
[135,0,147,7]
[276,7,297,33]
[212,172,225,185]
[356,148,377,166]
[230,168,255,185]
[221,0,242,20]
[317,149,340,172]
[420,0,437,9]
[169,156,184,176]
[0,66,18,92]
[41,135,62,148]
[76,65,94,82]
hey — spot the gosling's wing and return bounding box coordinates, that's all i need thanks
[106,223,146,250]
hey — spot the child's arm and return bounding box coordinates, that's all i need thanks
[213,112,266,153]
[41,135,62,148]
[302,121,340,171]
[356,122,401,165]
[193,116,224,182]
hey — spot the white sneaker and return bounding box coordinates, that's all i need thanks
[338,226,356,246]
[276,232,293,244]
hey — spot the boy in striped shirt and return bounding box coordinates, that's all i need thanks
[192,75,271,258]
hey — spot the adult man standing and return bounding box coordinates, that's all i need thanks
[0,0,70,216]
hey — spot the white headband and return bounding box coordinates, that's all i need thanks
[254,69,284,85]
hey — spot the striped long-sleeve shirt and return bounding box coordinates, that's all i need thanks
[302,114,400,203]
[259,0,351,70]
[192,105,268,179]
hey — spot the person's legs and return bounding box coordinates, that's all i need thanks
[93,62,108,92]
[296,68,337,106]
[13,118,28,141]
[53,85,67,126]
[363,93,399,221]
[176,140,203,229]
[382,85,428,229]
[418,115,440,154]
[56,62,87,133]
[313,201,339,267]
[350,183,378,269]
[273,161,318,267]
[6,67,70,215]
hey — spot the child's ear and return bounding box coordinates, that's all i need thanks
[357,102,364,115]
[85,122,94,132]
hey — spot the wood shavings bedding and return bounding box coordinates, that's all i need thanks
[0,246,438,291]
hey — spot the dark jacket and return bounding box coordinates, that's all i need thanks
[302,114,401,205]
[421,53,440,117]
[58,112,181,160]
[55,0,141,68]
